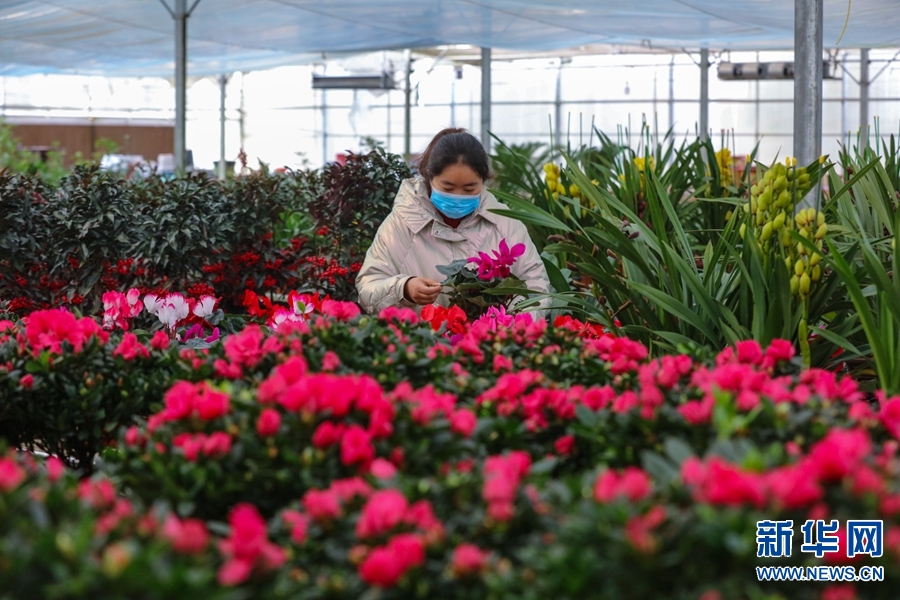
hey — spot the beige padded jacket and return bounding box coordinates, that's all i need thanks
[356,176,550,315]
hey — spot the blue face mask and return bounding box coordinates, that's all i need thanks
[430,189,481,219]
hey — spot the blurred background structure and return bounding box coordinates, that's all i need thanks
[1,1,899,173]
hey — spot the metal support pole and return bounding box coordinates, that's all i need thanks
[218,74,227,180]
[793,0,823,173]
[554,60,563,147]
[450,74,456,127]
[238,72,245,153]
[755,51,761,141]
[699,48,709,142]
[321,88,328,165]
[386,91,392,152]
[841,51,848,141]
[480,47,492,153]
[860,47,869,145]
[668,55,675,133]
[404,49,412,159]
[174,0,187,173]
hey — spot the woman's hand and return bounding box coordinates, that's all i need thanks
[404,277,443,305]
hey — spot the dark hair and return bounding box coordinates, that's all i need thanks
[417,128,493,193]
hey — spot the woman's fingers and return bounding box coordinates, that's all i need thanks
[406,276,444,305]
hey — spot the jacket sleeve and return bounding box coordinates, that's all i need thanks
[508,221,552,315]
[356,215,416,315]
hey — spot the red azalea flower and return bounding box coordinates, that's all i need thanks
[256,408,281,437]
[162,514,209,554]
[340,425,374,467]
[282,509,309,544]
[302,488,342,521]
[217,504,286,586]
[593,467,652,503]
[0,457,25,492]
[450,543,491,577]
[356,489,409,538]
[112,332,150,361]
[450,409,477,438]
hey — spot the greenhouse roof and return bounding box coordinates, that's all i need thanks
[1,0,898,77]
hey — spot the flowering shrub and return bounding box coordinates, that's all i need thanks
[0,310,182,471]
[0,150,408,315]
[0,449,293,599]
[4,300,900,598]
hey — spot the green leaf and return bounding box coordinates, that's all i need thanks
[640,451,679,486]
[530,456,558,475]
[575,404,599,428]
[436,259,468,277]
[542,256,571,293]
[663,437,696,465]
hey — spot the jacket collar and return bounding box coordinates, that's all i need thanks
[394,176,503,235]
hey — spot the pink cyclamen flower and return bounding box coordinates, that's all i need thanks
[146,293,190,330]
[102,289,143,330]
[491,238,526,277]
[193,295,217,318]
[143,293,162,315]
[468,251,498,280]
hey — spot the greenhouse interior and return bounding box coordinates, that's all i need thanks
[4,1,900,599]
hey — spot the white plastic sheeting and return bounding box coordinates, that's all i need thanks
[0,0,899,76]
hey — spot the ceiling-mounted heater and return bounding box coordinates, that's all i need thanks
[312,72,396,89]
[717,61,836,80]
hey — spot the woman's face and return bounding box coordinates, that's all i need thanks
[431,162,483,197]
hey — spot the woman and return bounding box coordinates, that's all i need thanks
[356,128,550,314]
